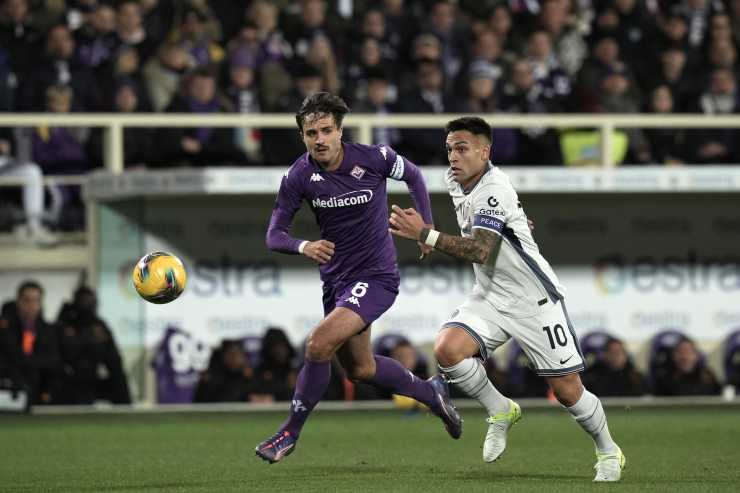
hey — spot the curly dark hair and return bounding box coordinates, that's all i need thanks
[295,92,350,132]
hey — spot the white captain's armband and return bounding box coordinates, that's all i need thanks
[389,155,405,180]
[473,214,505,233]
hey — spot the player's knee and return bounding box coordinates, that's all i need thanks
[345,362,376,383]
[548,374,584,406]
[305,333,333,361]
[433,338,464,368]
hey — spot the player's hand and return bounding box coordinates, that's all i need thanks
[389,204,425,241]
[303,239,335,264]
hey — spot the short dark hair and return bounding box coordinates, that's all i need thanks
[295,92,350,132]
[445,116,492,144]
[17,280,43,298]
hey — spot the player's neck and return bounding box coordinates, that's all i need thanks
[462,166,488,193]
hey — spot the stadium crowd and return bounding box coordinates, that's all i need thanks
[3,0,740,238]
[0,279,737,408]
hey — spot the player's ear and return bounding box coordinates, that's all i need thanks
[337,125,343,139]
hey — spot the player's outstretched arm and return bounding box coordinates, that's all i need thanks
[389,205,501,264]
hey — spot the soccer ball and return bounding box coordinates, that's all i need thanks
[132,252,187,304]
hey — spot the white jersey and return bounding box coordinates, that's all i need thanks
[445,163,566,318]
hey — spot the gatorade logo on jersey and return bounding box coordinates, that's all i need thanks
[487,196,499,207]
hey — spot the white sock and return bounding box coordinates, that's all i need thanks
[440,358,509,416]
[566,389,618,454]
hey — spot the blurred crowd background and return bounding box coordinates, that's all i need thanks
[1,279,739,407]
[4,0,740,239]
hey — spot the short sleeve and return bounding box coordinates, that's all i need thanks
[469,183,516,235]
[375,145,406,181]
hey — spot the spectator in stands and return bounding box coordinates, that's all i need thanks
[0,0,41,80]
[352,67,401,146]
[56,286,131,404]
[396,58,457,165]
[0,127,56,245]
[499,60,563,165]
[648,47,699,112]
[487,4,520,56]
[654,337,721,396]
[390,340,429,380]
[284,0,345,64]
[706,38,737,74]
[345,36,389,105]
[224,46,261,160]
[143,41,192,112]
[169,4,224,70]
[261,62,324,165]
[355,7,403,70]
[88,81,155,169]
[74,3,119,72]
[19,23,99,111]
[32,85,92,174]
[457,61,518,164]
[251,327,298,402]
[303,33,341,95]
[194,339,253,403]
[158,68,250,167]
[423,0,468,84]
[644,85,688,164]
[686,68,740,164]
[455,29,505,94]
[538,0,587,78]
[0,280,60,404]
[246,0,291,64]
[578,35,637,113]
[99,45,151,112]
[116,1,157,64]
[582,337,646,397]
[524,30,573,111]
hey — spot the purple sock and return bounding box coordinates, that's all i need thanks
[280,359,331,437]
[369,355,436,407]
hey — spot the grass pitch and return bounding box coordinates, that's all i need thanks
[1,405,739,492]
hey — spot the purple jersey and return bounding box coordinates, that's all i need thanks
[267,142,433,284]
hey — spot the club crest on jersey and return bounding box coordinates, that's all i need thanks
[351,165,366,180]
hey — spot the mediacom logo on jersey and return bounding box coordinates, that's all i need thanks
[311,190,373,208]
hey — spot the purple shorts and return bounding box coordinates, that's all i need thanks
[322,274,399,325]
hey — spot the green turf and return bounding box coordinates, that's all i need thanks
[1,406,739,492]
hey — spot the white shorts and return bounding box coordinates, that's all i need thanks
[443,295,585,376]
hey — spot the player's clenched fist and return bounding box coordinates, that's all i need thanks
[302,239,335,264]
[389,204,426,241]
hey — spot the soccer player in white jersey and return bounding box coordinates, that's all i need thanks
[389,116,625,482]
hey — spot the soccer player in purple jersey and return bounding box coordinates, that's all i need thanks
[255,92,462,463]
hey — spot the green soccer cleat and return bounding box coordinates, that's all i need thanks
[593,446,626,482]
[483,399,522,463]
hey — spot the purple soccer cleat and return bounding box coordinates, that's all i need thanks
[428,374,463,439]
[255,430,297,464]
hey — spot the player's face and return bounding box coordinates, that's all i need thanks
[446,130,490,189]
[301,113,343,168]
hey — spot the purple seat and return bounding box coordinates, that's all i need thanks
[579,331,613,367]
[648,329,691,386]
[373,333,411,357]
[723,329,740,388]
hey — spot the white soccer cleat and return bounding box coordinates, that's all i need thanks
[483,399,521,463]
[593,446,626,482]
